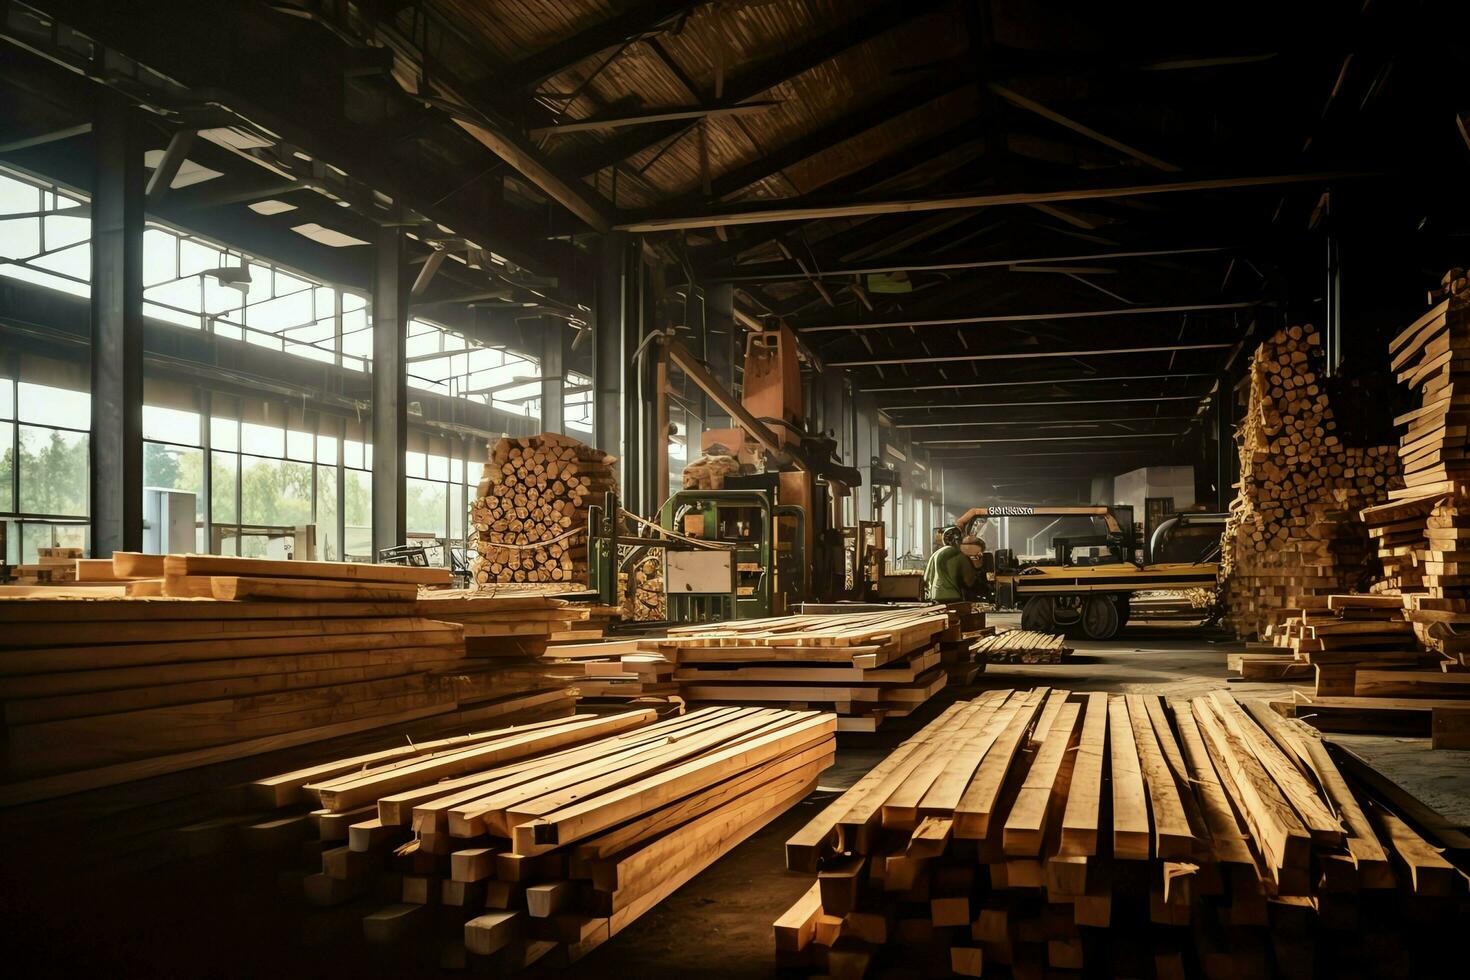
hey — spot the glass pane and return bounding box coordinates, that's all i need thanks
[343,439,363,470]
[0,377,12,419]
[21,522,88,563]
[241,421,284,457]
[406,450,426,479]
[18,425,88,516]
[211,416,239,451]
[286,428,313,462]
[240,455,312,526]
[211,451,238,524]
[18,382,89,429]
[0,214,40,260]
[316,433,338,465]
[0,175,39,215]
[427,452,448,481]
[144,442,203,502]
[143,404,201,446]
[449,484,464,542]
[0,421,12,512]
[143,229,177,286]
[407,478,446,537]
[316,466,338,562]
[344,469,371,561]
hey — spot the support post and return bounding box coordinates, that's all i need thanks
[372,224,408,558]
[594,231,629,495]
[540,318,565,434]
[90,92,145,557]
[1215,373,1233,511]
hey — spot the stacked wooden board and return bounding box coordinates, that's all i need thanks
[1358,273,1470,657]
[0,555,589,806]
[469,433,616,588]
[7,545,83,585]
[647,608,952,732]
[544,639,680,705]
[1229,593,1433,680]
[777,688,1469,978]
[242,705,833,971]
[1219,325,1401,639]
[938,602,993,683]
[972,630,1072,665]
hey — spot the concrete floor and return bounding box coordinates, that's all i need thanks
[537,616,1274,978]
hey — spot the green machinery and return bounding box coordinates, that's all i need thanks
[587,488,806,623]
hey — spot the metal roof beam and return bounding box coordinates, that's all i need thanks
[498,1,694,92]
[799,300,1253,333]
[831,341,1232,368]
[861,370,1213,393]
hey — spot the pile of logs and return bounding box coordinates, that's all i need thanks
[469,433,616,588]
[681,453,743,490]
[777,688,1468,977]
[618,554,666,621]
[649,608,952,732]
[247,705,833,971]
[1219,325,1401,639]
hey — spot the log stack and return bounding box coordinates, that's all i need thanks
[469,433,617,588]
[650,608,951,732]
[243,705,834,971]
[777,688,1468,978]
[618,554,666,621]
[681,453,743,490]
[1219,325,1401,639]
[0,554,588,807]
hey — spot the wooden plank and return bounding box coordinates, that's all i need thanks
[1002,701,1080,856]
[1125,695,1197,859]
[164,553,450,585]
[208,576,420,602]
[1432,707,1470,749]
[1354,669,1470,698]
[1058,692,1107,857]
[1171,702,1254,867]
[953,688,1048,838]
[773,882,823,953]
[1108,695,1151,859]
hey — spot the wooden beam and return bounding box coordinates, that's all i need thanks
[662,337,801,469]
[615,172,1369,231]
[529,101,777,138]
[497,0,693,91]
[987,83,1180,172]
[800,301,1253,333]
[830,341,1232,368]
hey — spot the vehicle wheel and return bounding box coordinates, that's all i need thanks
[1080,596,1120,640]
[1115,596,1131,631]
[1021,596,1056,632]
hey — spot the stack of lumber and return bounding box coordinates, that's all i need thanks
[777,688,1469,978]
[938,602,993,684]
[619,554,666,621]
[1229,594,1428,683]
[9,545,82,585]
[0,554,598,806]
[469,433,616,588]
[244,705,833,970]
[543,639,681,707]
[649,608,951,733]
[681,453,743,490]
[973,630,1072,665]
[1358,273,1470,654]
[1219,325,1401,639]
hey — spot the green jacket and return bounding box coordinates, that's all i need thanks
[924,545,978,601]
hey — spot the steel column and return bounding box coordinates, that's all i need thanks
[540,318,565,434]
[89,91,145,557]
[371,224,408,558]
[1216,374,1233,510]
[594,231,632,499]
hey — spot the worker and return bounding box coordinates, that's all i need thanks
[962,534,996,603]
[924,526,979,602]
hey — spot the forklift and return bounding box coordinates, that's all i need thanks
[954,504,1221,640]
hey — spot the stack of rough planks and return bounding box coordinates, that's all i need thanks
[0,555,588,806]
[776,688,1469,978]
[938,602,993,684]
[972,630,1072,665]
[543,639,680,707]
[469,433,616,588]
[6,545,82,585]
[649,608,952,733]
[1358,274,1470,661]
[245,705,833,970]
[1219,325,1401,639]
